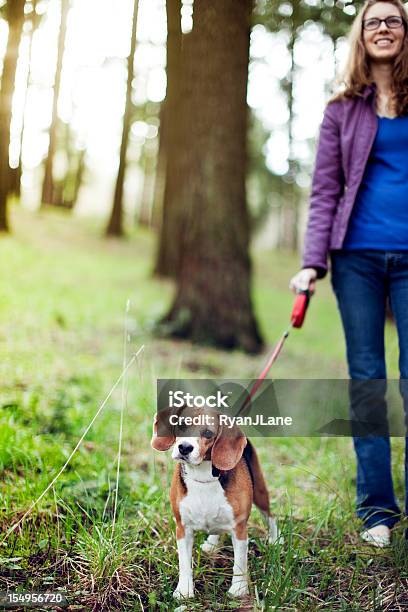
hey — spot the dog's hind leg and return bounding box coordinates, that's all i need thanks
[266,515,282,544]
[201,534,220,554]
[245,441,283,544]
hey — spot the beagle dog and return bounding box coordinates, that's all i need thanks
[151,405,280,600]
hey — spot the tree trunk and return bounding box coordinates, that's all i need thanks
[154,0,183,276]
[162,0,263,353]
[10,0,39,199]
[138,143,156,226]
[106,0,139,237]
[279,26,299,251]
[150,96,167,231]
[41,0,69,206]
[0,0,25,231]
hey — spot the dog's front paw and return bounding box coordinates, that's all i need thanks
[228,580,249,598]
[173,578,194,600]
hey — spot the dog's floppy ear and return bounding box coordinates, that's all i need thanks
[151,410,175,451]
[211,422,247,471]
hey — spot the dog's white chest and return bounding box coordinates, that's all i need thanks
[179,463,235,534]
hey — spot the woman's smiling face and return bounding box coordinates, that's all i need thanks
[363,2,405,63]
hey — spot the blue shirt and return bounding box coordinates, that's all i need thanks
[343,115,408,250]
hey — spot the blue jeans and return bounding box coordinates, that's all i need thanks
[331,250,408,529]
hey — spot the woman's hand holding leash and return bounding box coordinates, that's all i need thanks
[289,268,316,328]
[289,268,317,295]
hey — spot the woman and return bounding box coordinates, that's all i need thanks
[290,0,408,547]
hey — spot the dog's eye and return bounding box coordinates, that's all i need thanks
[202,429,214,439]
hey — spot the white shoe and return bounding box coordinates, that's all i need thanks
[361,525,391,548]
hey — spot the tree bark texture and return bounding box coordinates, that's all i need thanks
[41,0,69,206]
[138,142,156,226]
[150,100,166,231]
[0,0,25,231]
[279,24,299,251]
[106,0,139,236]
[154,0,183,275]
[163,0,263,353]
[10,0,40,199]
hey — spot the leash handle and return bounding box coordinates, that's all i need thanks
[291,289,310,328]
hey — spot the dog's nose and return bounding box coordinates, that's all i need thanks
[178,442,193,456]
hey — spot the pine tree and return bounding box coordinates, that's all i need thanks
[162,0,263,353]
[0,0,25,231]
[106,0,139,237]
[41,0,69,206]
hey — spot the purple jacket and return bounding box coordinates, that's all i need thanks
[302,84,378,278]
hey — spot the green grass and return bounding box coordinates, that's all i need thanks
[0,206,407,610]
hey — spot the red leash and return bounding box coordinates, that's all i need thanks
[236,289,312,415]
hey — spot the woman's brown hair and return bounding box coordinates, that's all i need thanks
[335,0,408,115]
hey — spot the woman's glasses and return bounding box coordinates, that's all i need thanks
[363,15,404,30]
